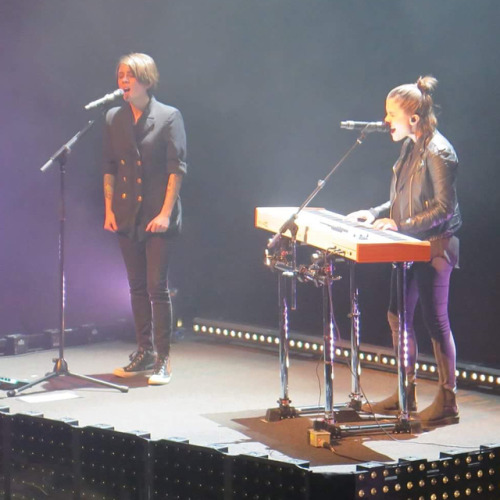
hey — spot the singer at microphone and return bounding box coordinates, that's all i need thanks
[84,89,124,110]
[344,76,462,427]
[340,121,389,133]
[102,53,187,385]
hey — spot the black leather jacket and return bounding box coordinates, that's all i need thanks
[370,130,462,241]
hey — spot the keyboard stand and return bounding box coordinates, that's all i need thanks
[264,240,421,439]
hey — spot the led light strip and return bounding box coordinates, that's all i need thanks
[193,319,500,391]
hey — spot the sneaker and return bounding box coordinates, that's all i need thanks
[148,356,172,385]
[113,350,156,378]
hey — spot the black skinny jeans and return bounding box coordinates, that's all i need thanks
[118,234,174,357]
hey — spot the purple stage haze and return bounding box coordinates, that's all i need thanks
[0,1,499,366]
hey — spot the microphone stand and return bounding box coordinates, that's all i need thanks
[265,129,369,422]
[7,117,128,396]
[267,130,369,249]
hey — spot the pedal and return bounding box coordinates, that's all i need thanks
[308,428,331,448]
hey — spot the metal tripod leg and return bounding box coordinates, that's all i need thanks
[394,262,420,433]
[348,262,362,410]
[7,356,128,397]
[265,271,298,421]
[323,263,335,420]
[311,259,342,438]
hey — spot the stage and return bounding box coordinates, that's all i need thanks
[1,334,499,474]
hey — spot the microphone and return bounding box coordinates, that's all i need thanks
[84,89,124,110]
[340,121,389,133]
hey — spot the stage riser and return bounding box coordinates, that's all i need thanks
[0,412,315,500]
[0,411,498,499]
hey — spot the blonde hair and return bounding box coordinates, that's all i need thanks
[388,75,438,140]
[116,53,159,92]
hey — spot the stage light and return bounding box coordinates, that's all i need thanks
[192,318,500,393]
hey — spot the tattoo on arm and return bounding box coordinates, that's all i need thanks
[104,174,115,201]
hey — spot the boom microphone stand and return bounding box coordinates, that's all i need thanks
[265,128,369,421]
[7,118,128,397]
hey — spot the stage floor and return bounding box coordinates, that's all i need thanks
[1,336,499,473]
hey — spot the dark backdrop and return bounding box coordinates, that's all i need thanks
[0,0,498,365]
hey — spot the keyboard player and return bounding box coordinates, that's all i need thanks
[346,76,461,428]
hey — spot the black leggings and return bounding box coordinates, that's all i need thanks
[388,256,454,343]
[387,254,457,388]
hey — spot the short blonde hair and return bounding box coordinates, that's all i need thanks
[116,53,159,91]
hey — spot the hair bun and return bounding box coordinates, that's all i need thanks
[416,75,438,95]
